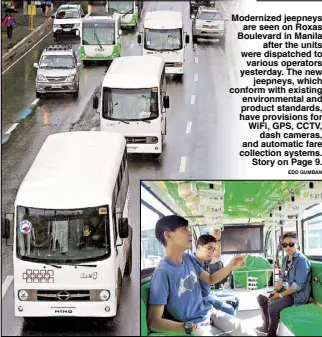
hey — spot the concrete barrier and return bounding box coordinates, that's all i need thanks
[1,18,53,72]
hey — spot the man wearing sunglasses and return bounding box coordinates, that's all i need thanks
[255,232,311,336]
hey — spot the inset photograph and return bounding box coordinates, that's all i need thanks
[141,181,322,336]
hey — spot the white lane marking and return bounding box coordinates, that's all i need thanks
[190,95,196,105]
[31,98,39,106]
[179,157,187,173]
[2,276,14,299]
[194,57,198,63]
[4,123,19,135]
[194,74,198,82]
[2,30,52,75]
[130,43,134,48]
[186,122,192,134]
[90,127,97,131]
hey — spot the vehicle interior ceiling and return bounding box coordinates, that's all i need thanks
[141,180,322,329]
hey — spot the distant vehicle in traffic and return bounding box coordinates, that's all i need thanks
[190,0,216,15]
[93,56,170,158]
[34,44,81,98]
[52,4,85,41]
[80,12,122,66]
[105,0,143,30]
[3,131,132,324]
[137,11,190,79]
[191,6,228,45]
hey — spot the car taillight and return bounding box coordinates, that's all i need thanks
[175,62,182,67]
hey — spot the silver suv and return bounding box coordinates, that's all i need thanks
[34,45,81,98]
[192,7,227,45]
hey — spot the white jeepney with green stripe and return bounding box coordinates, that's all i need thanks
[80,13,122,64]
[105,1,142,29]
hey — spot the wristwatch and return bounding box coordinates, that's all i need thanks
[184,321,194,335]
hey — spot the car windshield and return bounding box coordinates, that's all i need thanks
[16,206,111,263]
[144,28,183,51]
[39,55,75,69]
[197,11,223,20]
[102,88,159,121]
[82,22,115,45]
[56,8,79,19]
[108,1,133,14]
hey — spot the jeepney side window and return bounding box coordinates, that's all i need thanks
[113,180,119,245]
[160,68,166,108]
[114,151,129,243]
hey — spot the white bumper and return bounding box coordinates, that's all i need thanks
[15,300,117,318]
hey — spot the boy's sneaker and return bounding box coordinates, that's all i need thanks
[255,326,268,336]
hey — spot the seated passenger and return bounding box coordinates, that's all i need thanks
[193,234,240,317]
[148,215,254,336]
[256,232,311,336]
[79,217,106,248]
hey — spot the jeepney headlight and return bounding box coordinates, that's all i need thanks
[99,290,110,301]
[174,62,182,67]
[152,137,158,144]
[18,290,28,301]
[53,24,60,29]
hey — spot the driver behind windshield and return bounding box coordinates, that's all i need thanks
[79,217,106,248]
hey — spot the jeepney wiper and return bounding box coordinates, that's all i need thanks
[44,263,62,269]
[122,8,133,17]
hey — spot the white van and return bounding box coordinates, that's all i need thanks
[52,4,85,40]
[93,56,170,159]
[137,11,190,78]
[3,131,132,322]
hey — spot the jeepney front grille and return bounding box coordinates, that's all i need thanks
[126,137,147,144]
[37,290,90,301]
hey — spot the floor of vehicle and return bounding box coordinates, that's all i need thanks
[231,286,274,335]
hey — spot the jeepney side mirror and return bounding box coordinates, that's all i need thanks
[137,33,142,44]
[190,13,196,19]
[185,34,190,44]
[163,95,170,109]
[119,29,123,36]
[33,63,39,68]
[93,95,99,110]
[119,218,129,239]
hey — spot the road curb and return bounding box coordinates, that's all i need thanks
[2,99,40,146]
[1,18,53,72]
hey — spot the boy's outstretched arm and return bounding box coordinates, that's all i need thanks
[199,255,247,285]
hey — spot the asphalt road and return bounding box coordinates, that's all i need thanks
[1,1,244,336]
